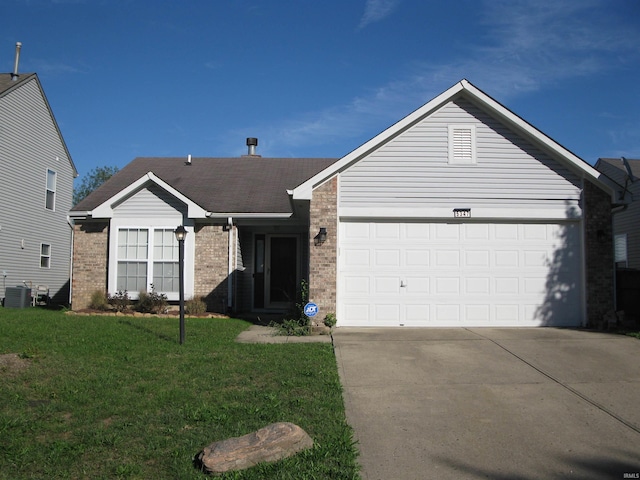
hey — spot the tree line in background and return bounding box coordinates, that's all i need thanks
[73,165,119,205]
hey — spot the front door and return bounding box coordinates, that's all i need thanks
[265,235,299,308]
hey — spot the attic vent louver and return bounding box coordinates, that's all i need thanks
[448,125,476,164]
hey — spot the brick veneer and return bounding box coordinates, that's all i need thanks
[71,221,109,310]
[584,179,614,326]
[308,177,338,325]
[194,224,232,313]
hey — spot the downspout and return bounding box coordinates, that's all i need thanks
[227,217,233,313]
[67,215,74,307]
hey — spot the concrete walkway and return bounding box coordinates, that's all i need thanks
[332,327,640,480]
[235,325,332,344]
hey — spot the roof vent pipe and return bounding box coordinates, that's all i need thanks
[187,154,192,165]
[246,137,258,156]
[12,42,22,81]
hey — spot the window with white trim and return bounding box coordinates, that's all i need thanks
[615,233,628,268]
[40,243,51,268]
[448,124,476,164]
[116,228,179,294]
[45,169,56,210]
[152,229,179,292]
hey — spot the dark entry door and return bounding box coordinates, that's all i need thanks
[267,236,298,307]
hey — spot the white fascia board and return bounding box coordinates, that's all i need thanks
[339,206,583,221]
[90,172,207,218]
[291,82,467,200]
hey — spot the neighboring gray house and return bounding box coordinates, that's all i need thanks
[0,72,77,304]
[595,158,640,270]
[70,80,620,327]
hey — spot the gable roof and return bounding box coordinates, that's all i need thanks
[72,156,338,218]
[292,79,616,200]
[596,158,639,202]
[0,72,78,177]
[596,157,640,182]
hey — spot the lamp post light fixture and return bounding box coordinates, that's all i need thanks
[174,225,187,344]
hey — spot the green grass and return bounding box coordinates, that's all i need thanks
[0,308,360,479]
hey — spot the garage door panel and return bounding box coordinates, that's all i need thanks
[339,221,583,327]
[375,250,401,267]
[465,277,490,294]
[344,276,371,295]
[435,250,460,266]
[375,277,400,295]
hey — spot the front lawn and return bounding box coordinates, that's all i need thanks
[0,308,359,479]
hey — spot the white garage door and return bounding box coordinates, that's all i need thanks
[338,221,584,327]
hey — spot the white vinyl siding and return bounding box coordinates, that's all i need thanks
[339,98,582,219]
[0,76,75,302]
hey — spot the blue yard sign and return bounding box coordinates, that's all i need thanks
[304,302,319,317]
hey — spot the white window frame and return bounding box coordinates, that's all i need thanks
[448,124,477,165]
[40,243,51,269]
[45,169,57,211]
[109,222,194,301]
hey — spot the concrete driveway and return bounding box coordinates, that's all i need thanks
[332,328,640,480]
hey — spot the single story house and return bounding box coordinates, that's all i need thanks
[70,80,621,327]
[595,158,639,269]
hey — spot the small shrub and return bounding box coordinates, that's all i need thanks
[185,296,207,315]
[89,290,109,311]
[137,285,168,314]
[272,280,311,336]
[108,290,130,313]
[323,313,337,328]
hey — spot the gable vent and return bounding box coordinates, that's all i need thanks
[448,125,476,164]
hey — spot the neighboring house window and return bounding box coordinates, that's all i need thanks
[45,169,57,210]
[116,228,179,294]
[448,125,476,164]
[615,234,628,268]
[40,243,51,268]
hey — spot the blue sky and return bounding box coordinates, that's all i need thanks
[3,0,640,179]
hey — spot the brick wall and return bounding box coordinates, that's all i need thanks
[584,179,614,326]
[308,177,338,325]
[72,221,109,310]
[194,224,231,313]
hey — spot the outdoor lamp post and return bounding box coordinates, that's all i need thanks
[174,225,187,344]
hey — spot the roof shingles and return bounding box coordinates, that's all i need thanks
[73,157,338,215]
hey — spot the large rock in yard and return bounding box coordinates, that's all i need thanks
[196,422,313,475]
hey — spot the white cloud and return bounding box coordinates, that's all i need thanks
[268,0,640,154]
[358,0,400,30]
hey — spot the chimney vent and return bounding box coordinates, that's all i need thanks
[11,42,22,81]
[246,137,258,156]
